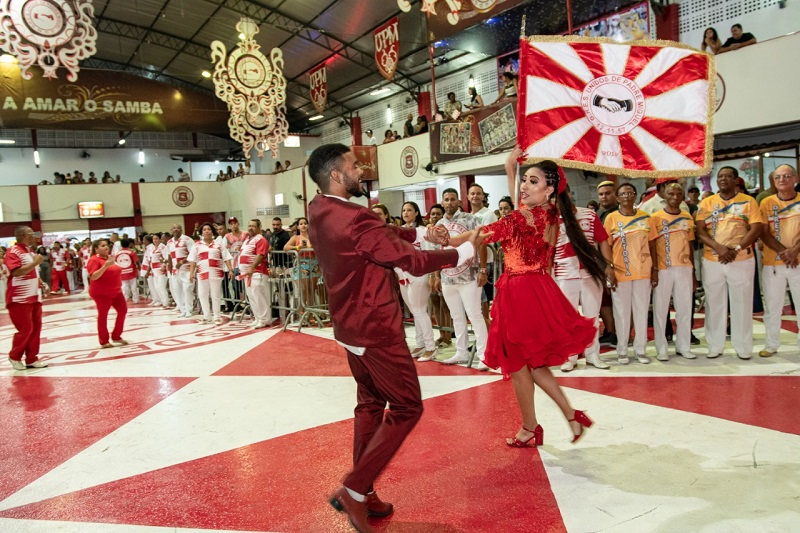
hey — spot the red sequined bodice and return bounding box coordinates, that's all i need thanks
[485,205,559,275]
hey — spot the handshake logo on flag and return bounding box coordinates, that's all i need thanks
[593,95,633,113]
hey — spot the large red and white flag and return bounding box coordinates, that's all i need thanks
[517,37,714,177]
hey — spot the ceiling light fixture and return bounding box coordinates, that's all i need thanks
[0,54,16,63]
[308,114,324,121]
[238,33,245,40]
[386,105,393,125]
[138,149,145,167]
[369,87,390,96]
[33,150,40,167]
[201,70,211,78]
[0,139,16,144]
[118,139,126,145]
[468,74,474,88]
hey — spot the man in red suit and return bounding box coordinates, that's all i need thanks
[308,144,483,533]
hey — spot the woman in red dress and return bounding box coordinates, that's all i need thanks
[86,239,128,348]
[456,149,607,446]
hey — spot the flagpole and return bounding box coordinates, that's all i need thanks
[520,14,526,38]
[565,0,574,34]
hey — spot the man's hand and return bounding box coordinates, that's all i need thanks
[715,244,737,264]
[779,247,799,267]
[607,269,618,291]
[425,225,450,246]
[651,269,659,288]
[32,254,44,266]
[477,271,488,287]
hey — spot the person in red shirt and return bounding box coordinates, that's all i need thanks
[115,238,140,304]
[4,226,49,370]
[237,219,271,328]
[49,241,71,295]
[86,239,128,348]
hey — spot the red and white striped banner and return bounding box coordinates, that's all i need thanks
[517,37,714,177]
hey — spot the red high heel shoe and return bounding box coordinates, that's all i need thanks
[569,410,593,444]
[506,425,543,447]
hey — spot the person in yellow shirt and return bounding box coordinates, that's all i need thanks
[758,164,800,357]
[649,183,698,361]
[605,183,656,365]
[695,166,765,359]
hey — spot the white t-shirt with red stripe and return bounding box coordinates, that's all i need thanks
[167,234,195,275]
[80,245,91,270]
[553,207,608,281]
[4,244,42,305]
[115,248,139,281]
[224,231,247,263]
[237,233,268,276]
[151,243,167,276]
[188,240,233,280]
[50,248,70,272]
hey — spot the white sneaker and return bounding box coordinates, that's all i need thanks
[656,353,669,362]
[8,358,26,371]
[706,351,721,359]
[417,349,437,362]
[736,352,752,360]
[214,318,224,325]
[410,347,426,359]
[473,360,490,371]
[636,353,651,364]
[585,355,610,369]
[442,354,470,365]
[197,318,212,324]
[618,354,630,365]
[560,360,576,372]
[27,360,49,368]
[677,351,698,359]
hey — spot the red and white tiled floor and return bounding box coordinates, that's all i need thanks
[1,294,799,532]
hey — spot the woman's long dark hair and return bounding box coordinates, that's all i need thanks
[531,161,607,285]
[402,201,425,227]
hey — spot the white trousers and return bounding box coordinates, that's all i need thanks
[442,281,488,359]
[170,271,196,315]
[82,268,89,291]
[400,274,435,351]
[653,266,693,355]
[152,275,169,307]
[68,270,76,291]
[557,277,603,360]
[245,273,271,324]
[146,276,158,304]
[0,281,5,308]
[762,265,800,351]
[121,278,139,303]
[611,278,651,356]
[702,257,754,355]
[197,278,223,320]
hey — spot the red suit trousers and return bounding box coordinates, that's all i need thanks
[92,292,127,345]
[51,270,69,293]
[8,302,43,364]
[343,343,423,495]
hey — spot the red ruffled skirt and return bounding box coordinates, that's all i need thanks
[485,271,597,380]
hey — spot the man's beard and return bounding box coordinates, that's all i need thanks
[346,178,365,198]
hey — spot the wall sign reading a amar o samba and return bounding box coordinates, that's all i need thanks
[0,63,229,132]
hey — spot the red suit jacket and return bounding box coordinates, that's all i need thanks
[309,195,459,348]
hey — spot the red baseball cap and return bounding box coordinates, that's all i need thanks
[228,217,238,223]
[654,177,678,185]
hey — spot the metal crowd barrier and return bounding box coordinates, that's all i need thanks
[269,249,329,332]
